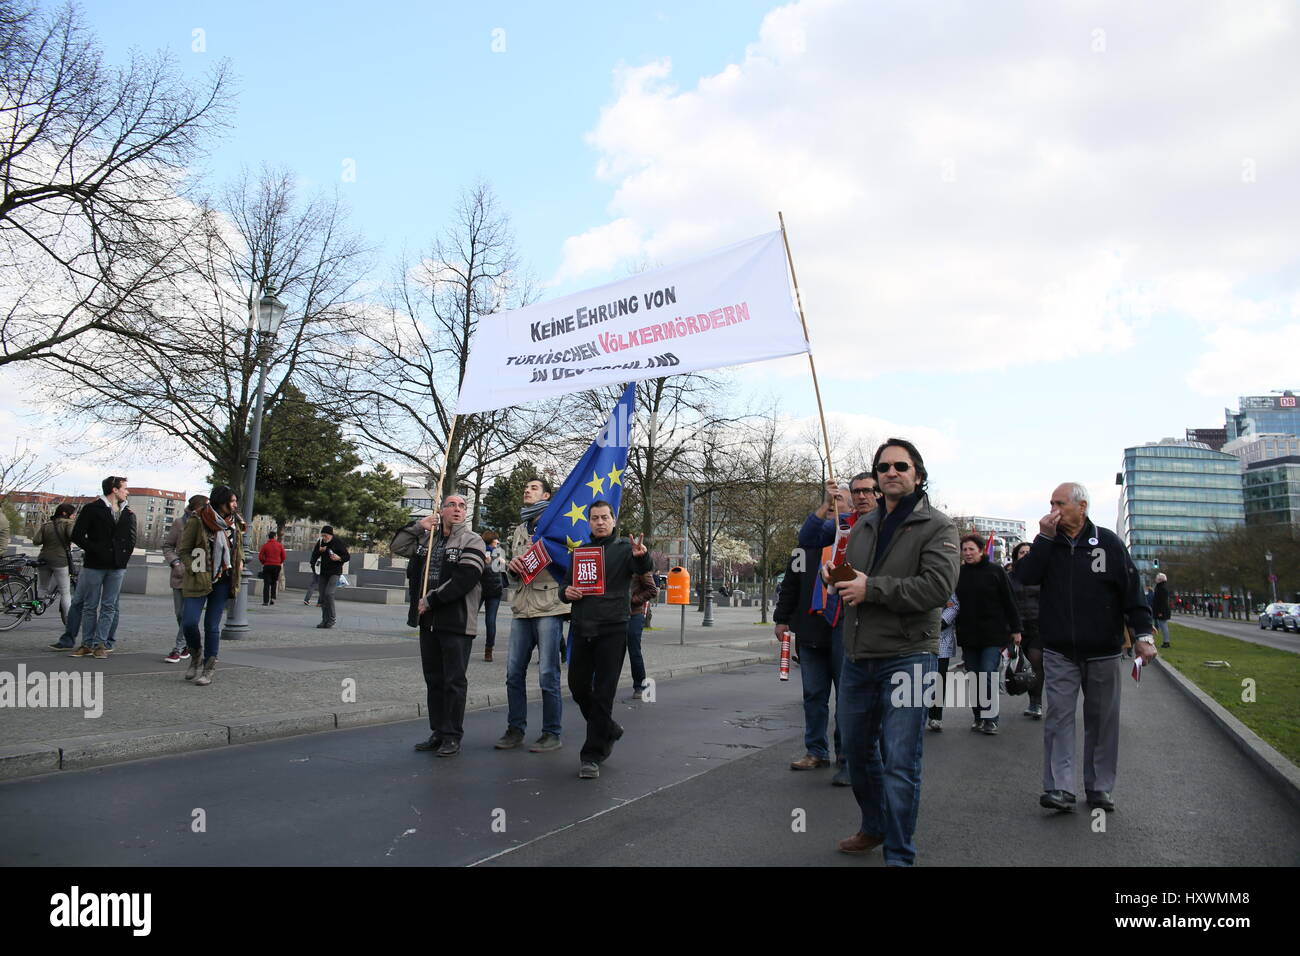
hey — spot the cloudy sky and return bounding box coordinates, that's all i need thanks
[5,0,1297,535]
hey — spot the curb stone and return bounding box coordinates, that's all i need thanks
[1153,657,1300,809]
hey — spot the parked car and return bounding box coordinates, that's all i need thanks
[1259,602,1290,630]
[1281,604,1300,632]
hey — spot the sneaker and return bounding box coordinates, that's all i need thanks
[163,651,183,663]
[791,754,831,771]
[970,719,982,732]
[179,648,191,660]
[529,732,563,753]
[436,739,461,757]
[49,641,76,651]
[927,718,943,732]
[578,761,600,778]
[494,727,525,750]
[92,647,108,660]
[69,645,94,657]
[1024,703,1043,719]
[981,720,998,735]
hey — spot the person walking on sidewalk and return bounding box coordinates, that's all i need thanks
[1010,542,1045,718]
[497,477,568,754]
[304,530,323,606]
[34,503,76,627]
[259,531,286,605]
[159,494,207,663]
[480,530,507,661]
[627,570,659,698]
[954,534,1022,735]
[392,495,487,757]
[178,486,244,686]
[928,593,959,732]
[560,501,653,779]
[312,526,349,628]
[1153,573,1172,647]
[68,476,136,658]
[1013,482,1156,814]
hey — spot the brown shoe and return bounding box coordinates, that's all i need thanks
[69,645,94,657]
[484,647,493,662]
[92,647,108,659]
[838,831,884,854]
[790,754,831,771]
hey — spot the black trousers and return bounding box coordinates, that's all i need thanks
[261,566,281,604]
[568,622,628,764]
[420,627,473,741]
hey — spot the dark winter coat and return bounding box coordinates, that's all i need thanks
[558,532,652,637]
[1152,581,1171,621]
[774,545,834,649]
[955,556,1022,649]
[71,498,136,570]
[312,538,350,578]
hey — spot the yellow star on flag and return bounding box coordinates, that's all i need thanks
[565,535,584,552]
[563,501,587,526]
[607,464,624,487]
[585,471,605,497]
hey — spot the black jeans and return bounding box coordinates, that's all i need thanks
[568,622,628,763]
[420,628,474,741]
[262,565,281,604]
[928,657,950,721]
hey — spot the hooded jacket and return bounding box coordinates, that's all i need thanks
[841,494,960,660]
[1012,518,1153,660]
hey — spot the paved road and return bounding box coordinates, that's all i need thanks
[2,658,1296,866]
[1173,613,1300,655]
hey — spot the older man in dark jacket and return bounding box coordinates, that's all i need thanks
[825,440,959,867]
[1013,482,1156,814]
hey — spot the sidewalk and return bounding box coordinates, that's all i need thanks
[0,592,778,779]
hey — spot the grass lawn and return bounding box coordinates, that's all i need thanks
[1162,621,1300,767]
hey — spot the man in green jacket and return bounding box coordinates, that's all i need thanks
[826,439,959,866]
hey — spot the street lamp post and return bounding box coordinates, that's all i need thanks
[223,286,287,640]
[1266,550,1277,603]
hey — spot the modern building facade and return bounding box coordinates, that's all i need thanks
[1221,433,1300,467]
[1225,392,1300,441]
[1185,427,1227,451]
[5,487,184,550]
[1116,439,1245,574]
[1242,456,1300,527]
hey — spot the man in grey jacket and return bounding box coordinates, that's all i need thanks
[826,439,959,866]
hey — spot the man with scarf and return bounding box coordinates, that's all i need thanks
[824,439,959,866]
[392,495,487,756]
[495,477,568,754]
[178,485,244,686]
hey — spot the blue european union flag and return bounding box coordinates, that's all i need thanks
[533,382,636,578]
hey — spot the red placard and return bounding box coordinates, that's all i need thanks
[518,540,552,584]
[572,546,605,596]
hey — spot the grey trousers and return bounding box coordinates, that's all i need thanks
[1042,649,1122,795]
[171,588,187,653]
[320,575,339,625]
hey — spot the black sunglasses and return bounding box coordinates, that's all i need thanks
[876,461,911,473]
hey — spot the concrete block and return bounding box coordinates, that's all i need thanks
[355,568,407,588]
[336,585,407,605]
[0,742,62,780]
[54,723,229,770]
[335,702,419,728]
[222,710,337,744]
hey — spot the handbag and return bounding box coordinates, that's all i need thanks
[1004,646,1035,696]
[337,574,350,588]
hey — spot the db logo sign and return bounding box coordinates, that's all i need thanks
[1281,396,1296,407]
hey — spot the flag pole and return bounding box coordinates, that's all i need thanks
[779,211,835,482]
[419,413,460,606]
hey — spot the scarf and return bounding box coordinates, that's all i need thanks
[199,505,235,578]
[520,499,549,532]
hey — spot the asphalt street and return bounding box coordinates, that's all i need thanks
[1,660,1297,866]
[1175,613,1300,655]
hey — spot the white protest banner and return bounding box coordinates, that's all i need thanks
[456,230,808,414]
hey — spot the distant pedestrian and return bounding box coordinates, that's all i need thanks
[312,526,349,628]
[158,494,207,663]
[560,500,652,779]
[955,534,1022,735]
[179,485,244,685]
[392,496,487,756]
[480,530,507,661]
[259,531,286,605]
[0,504,9,554]
[303,531,323,605]
[627,569,659,699]
[928,593,959,731]
[68,476,136,658]
[1009,542,1044,718]
[34,503,76,626]
[1014,482,1155,814]
[1153,573,1172,647]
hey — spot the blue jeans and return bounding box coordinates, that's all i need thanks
[962,645,1003,724]
[182,574,232,660]
[506,615,564,736]
[799,624,844,761]
[481,594,501,649]
[627,612,647,689]
[76,567,125,649]
[840,652,935,866]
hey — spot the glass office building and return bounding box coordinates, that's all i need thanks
[1117,439,1244,574]
[1243,456,1300,527]
[1225,392,1300,440]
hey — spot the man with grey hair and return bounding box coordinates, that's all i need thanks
[1013,482,1156,814]
[1152,572,1172,648]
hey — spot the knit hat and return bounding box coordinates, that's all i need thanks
[321,525,334,535]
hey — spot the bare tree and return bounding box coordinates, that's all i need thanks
[0,0,233,367]
[325,182,554,500]
[40,166,370,497]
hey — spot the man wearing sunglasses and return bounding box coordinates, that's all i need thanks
[824,439,959,866]
[797,473,880,550]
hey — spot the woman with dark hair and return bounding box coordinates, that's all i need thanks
[955,533,1021,734]
[1010,541,1044,718]
[178,485,244,686]
[34,503,77,624]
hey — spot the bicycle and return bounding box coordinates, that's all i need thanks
[0,557,77,632]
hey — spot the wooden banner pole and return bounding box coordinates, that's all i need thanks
[779,211,836,484]
[419,413,460,605]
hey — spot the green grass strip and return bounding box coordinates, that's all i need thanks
[1163,620,1300,767]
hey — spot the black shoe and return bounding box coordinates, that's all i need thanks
[1161,643,1170,648]
[316,622,333,629]
[1086,790,1115,812]
[981,719,998,735]
[831,764,851,787]
[436,739,461,757]
[414,734,442,752]
[1039,790,1076,812]
[611,721,624,743]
